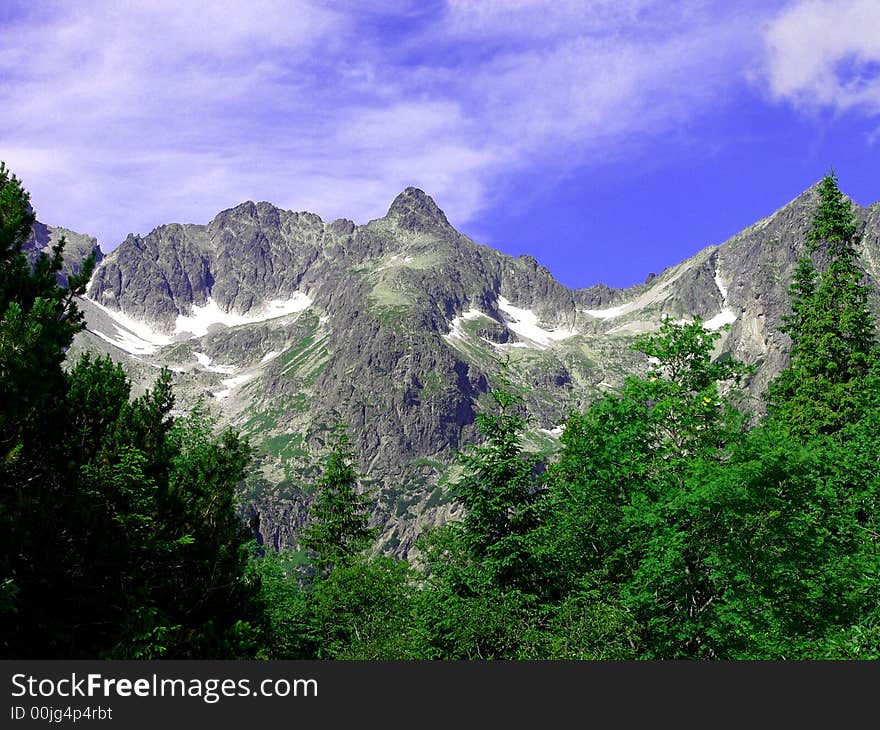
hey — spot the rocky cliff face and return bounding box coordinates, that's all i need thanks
[24,221,102,288]
[59,183,880,556]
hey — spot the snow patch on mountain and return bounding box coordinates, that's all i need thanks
[704,267,737,331]
[443,308,488,342]
[376,254,416,272]
[213,373,254,400]
[86,297,171,355]
[583,301,634,319]
[193,352,236,374]
[539,425,565,437]
[497,296,577,348]
[714,270,729,300]
[174,293,312,337]
[704,309,738,330]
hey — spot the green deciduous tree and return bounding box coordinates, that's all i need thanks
[547,318,749,579]
[544,318,751,656]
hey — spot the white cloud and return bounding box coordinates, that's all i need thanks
[418,1,768,182]
[442,0,712,42]
[764,0,880,112]
[1,1,774,250]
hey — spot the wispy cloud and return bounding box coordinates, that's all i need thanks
[763,0,880,114]
[1,1,779,250]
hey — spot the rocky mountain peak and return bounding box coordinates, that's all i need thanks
[212,200,279,226]
[384,187,451,232]
[25,220,103,288]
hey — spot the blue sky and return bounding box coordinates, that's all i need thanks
[2,1,879,289]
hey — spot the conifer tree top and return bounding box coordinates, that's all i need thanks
[808,170,859,257]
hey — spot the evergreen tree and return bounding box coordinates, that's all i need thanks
[767,171,876,436]
[256,427,423,660]
[414,366,549,659]
[157,409,259,658]
[300,425,375,576]
[0,162,261,658]
[450,370,545,592]
[0,162,95,654]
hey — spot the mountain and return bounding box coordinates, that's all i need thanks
[58,183,880,556]
[24,220,103,288]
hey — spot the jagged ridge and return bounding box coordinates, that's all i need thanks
[55,182,880,555]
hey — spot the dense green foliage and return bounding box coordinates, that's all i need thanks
[0,164,260,658]
[253,428,419,659]
[4,163,880,660]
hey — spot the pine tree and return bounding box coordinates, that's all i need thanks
[0,162,95,654]
[300,425,375,576]
[1,163,260,658]
[767,170,876,436]
[412,367,548,659]
[452,367,544,592]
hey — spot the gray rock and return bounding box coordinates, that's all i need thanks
[24,221,103,288]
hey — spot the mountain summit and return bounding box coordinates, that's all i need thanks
[385,187,452,232]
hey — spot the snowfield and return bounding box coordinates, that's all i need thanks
[174,293,312,337]
[86,297,171,355]
[497,296,578,349]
